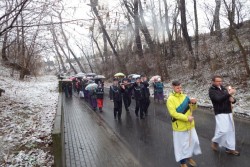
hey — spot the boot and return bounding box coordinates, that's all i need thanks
[99,107,102,112]
[187,158,197,166]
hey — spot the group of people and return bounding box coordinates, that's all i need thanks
[63,74,240,167]
[109,74,151,120]
[167,75,240,167]
[63,77,105,112]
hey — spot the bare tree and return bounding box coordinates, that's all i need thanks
[223,0,250,77]
[57,10,86,73]
[223,0,236,41]
[134,0,143,58]
[0,0,29,37]
[214,0,222,38]
[163,0,174,57]
[179,0,197,69]
[193,0,199,61]
[90,0,127,73]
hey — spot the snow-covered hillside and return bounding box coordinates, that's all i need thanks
[0,65,58,166]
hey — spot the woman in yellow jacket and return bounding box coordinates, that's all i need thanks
[167,81,201,167]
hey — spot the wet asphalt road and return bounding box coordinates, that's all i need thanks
[84,90,250,167]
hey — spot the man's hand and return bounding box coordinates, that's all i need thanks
[228,87,236,95]
[190,98,197,104]
[188,116,194,122]
[229,96,235,103]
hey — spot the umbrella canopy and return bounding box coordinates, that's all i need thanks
[86,72,96,76]
[62,79,72,82]
[76,72,86,77]
[114,72,125,77]
[150,75,161,82]
[132,74,141,79]
[69,77,76,80]
[94,75,106,79]
[85,83,98,91]
[128,74,139,78]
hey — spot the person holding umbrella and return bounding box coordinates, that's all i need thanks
[167,80,201,167]
[209,75,240,156]
[109,78,125,120]
[153,78,164,103]
[96,82,104,112]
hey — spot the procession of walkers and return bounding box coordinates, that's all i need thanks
[61,73,241,167]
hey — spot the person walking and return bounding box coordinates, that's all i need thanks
[96,83,104,112]
[109,78,124,120]
[141,74,150,116]
[89,87,97,111]
[133,77,146,119]
[167,80,201,167]
[154,78,164,103]
[209,75,240,156]
[122,78,132,112]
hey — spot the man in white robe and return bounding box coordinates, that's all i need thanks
[167,81,202,167]
[209,75,240,156]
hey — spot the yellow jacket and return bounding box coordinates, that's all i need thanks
[166,91,197,131]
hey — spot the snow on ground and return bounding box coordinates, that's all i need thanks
[0,65,58,166]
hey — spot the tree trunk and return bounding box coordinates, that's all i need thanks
[138,0,155,52]
[233,32,250,77]
[51,31,67,73]
[103,30,108,62]
[223,0,250,77]
[134,0,143,58]
[214,0,222,38]
[163,0,174,57]
[179,0,197,70]
[58,13,85,73]
[193,0,199,61]
[90,1,127,73]
[77,44,94,73]
[1,31,8,61]
[223,0,235,41]
[50,23,77,74]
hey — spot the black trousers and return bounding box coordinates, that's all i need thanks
[135,99,145,118]
[114,100,122,119]
[123,95,131,110]
[144,98,150,115]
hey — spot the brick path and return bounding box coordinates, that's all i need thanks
[63,95,140,167]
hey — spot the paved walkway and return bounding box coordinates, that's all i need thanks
[63,95,140,167]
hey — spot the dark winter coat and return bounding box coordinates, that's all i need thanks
[96,87,104,99]
[123,85,132,97]
[142,81,150,98]
[209,85,236,115]
[133,83,146,101]
[109,85,123,101]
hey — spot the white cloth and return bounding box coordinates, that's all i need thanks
[173,128,202,162]
[212,113,235,150]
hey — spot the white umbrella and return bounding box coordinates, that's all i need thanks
[132,74,141,79]
[85,83,98,91]
[94,75,106,79]
[76,72,86,77]
[150,75,161,82]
